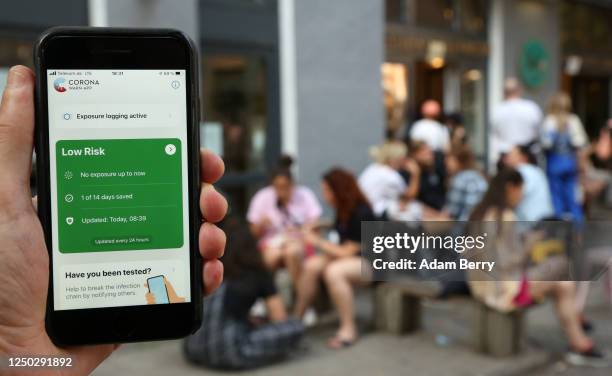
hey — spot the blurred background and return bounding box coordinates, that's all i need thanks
[1,0,612,375]
[2,0,610,214]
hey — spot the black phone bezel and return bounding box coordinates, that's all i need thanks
[34,27,202,346]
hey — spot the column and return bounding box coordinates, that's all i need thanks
[291,0,385,191]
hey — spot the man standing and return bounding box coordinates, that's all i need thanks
[491,78,543,165]
[410,100,450,153]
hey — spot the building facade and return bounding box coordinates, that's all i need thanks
[0,0,611,212]
[382,0,612,165]
[384,0,489,158]
[0,0,88,90]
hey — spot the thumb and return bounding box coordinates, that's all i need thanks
[163,277,180,299]
[0,65,35,212]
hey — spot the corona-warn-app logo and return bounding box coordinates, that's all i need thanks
[53,77,67,93]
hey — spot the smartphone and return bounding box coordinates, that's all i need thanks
[147,276,170,304]
[34,27,202,345]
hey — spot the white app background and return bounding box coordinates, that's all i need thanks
[47,70,191,310]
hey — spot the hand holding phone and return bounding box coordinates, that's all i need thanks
[34,27,222,345]
[0,65,225,375]
[146,275,185,304]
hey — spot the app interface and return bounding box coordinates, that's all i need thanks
[48,70,191,310]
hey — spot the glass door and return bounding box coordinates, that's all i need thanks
[460,66,486,159]
[571,76,610,140]
[200,46,280,215]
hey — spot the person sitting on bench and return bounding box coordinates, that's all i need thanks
[184,218,304,370]
[294,168,376,349]
[467,168,607,367]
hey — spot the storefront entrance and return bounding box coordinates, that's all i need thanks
[571,76,610,139]
[201,46,280,215]
[383,58,487,159]
[199,0,281,215]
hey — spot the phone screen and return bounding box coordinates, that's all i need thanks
[147,276,170,304]
[47,70,191,311]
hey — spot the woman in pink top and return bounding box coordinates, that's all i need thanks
[247,156,323,283]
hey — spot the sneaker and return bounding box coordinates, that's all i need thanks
[302,308,318,328]
[249,299,267,318]
[565,347,610,368]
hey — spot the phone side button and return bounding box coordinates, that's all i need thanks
[112,313,137,339]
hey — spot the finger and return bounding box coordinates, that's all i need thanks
[200,183,227,223]
[145,293,155,304]
[163,277,178,297]
[200,149,224,184]
[199,222,226,260]
[31,195,37,210]
[203,259,223,295]
[0,66,35,210]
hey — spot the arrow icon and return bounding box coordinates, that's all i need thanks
[165,144,177,155]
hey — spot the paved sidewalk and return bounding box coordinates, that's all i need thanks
[525,290,612,376]
[92,294,552,376]
[94,280,611,376]
[92,198,612,375]
[94,333,549,376]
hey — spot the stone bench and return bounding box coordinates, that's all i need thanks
[375,280,525,357]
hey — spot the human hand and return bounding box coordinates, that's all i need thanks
[302,229,322,247]
[259,216,273,230]
[404,158,421,176]
[0,66,227,375]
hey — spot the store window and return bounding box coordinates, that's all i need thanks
[201,54,270,213]
[412,0,487,34]
[458,0,487,34]
[201,55,268,174]
[460,68,486,158]
[386,0,407,23]
[382,63,409,138]
[561,1,612,53]
[415,0,455,29]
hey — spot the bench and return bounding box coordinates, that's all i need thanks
[375,280,525,357]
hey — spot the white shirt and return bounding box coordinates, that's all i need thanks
[515,163,554,222]
[386,200,423,223]
[358,163,406,217]
[410,119,450,152]
[492,98,543,150]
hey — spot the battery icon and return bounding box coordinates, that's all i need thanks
[175,71,181,75]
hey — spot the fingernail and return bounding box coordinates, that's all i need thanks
[7,66,28,88]
[202,183,214,193]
